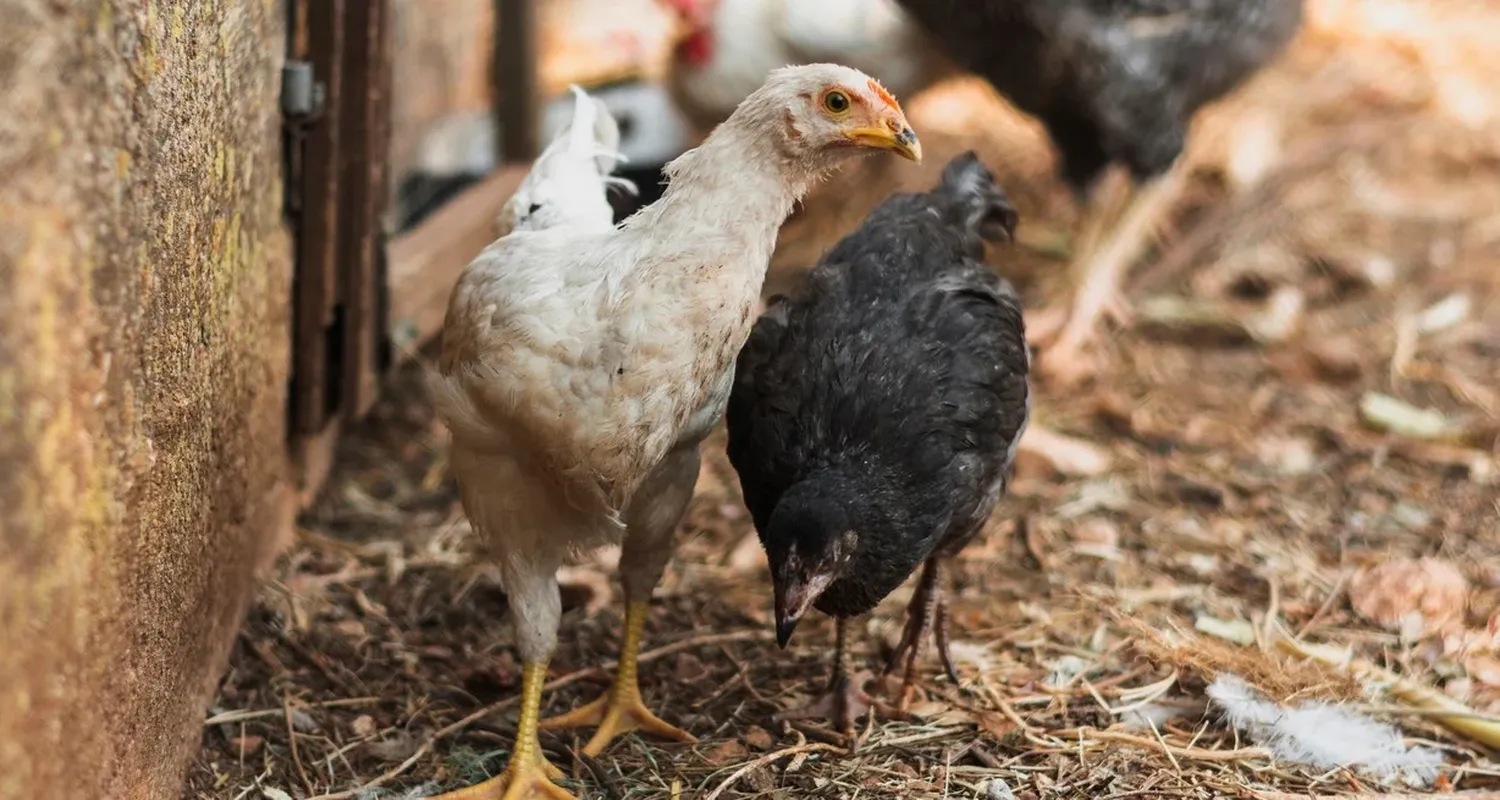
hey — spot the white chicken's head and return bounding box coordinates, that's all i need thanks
[746,63,922,166]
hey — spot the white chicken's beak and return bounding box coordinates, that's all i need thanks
[844,124,922,163]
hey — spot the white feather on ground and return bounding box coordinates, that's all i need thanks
[1206,674,1443,788]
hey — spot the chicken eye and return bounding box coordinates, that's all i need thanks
[822,90,851,115]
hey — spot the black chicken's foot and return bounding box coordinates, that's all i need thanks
[777,618,901,750]
[883,558,959,710]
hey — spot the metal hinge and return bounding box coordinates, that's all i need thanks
[281,60,328,218]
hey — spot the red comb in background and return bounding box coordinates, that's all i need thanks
[658,0,697,16]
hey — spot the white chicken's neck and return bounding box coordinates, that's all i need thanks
[623,111,813,267]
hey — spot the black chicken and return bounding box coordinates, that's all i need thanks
[725,153,1031,738]
[893,0,1304,384]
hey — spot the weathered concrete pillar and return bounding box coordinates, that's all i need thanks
[0,2,295,797]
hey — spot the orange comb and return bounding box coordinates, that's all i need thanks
[867,78,902,113]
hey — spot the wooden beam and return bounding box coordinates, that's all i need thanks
[496,0,540,163]
[336,0,393,419]
[290,418,343,509]
[291,0,347,435]
[386,166,529,353]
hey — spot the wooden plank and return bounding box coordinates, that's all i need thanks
[496,0,540,162]
[290,418,343,508]
[386,166,528,351]
[291,0,347,435]
[371,0,396,382]
[336,0,392,419]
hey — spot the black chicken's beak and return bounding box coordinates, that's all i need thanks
[775,610,800,649]
[772,570,834,649]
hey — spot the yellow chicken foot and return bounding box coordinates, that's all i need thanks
[778,617,901,750]
[883,558,958,711]
[428,662,575,800]
[1036,165,1185,387]
[1025,169,1124,348]
[539,600,696,756]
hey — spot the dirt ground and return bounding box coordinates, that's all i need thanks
[183,1,1500,797]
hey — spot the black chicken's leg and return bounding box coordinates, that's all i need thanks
[778,617,896,748]
[883,557,960,710]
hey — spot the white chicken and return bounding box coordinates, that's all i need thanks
[428,66,920,800]
[661,0,951,135]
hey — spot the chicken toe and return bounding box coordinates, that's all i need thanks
[539,600,696,756]
[428,663,576,800]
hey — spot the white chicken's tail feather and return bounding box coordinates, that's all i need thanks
[495,85,632,237]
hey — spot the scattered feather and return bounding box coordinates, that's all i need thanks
[1279,637,1500,752]
[1206,674,1443,787]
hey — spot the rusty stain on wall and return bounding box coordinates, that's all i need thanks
[0,1,293,797]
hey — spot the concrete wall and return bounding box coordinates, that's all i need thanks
[0,1,294,797]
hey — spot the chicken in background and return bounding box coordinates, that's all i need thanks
[725,152,1029,743]
[428,67,921,799]
[660,0,953,136]
[394,80,692,231]
[393,110,500,232]
[892,0,1305,386]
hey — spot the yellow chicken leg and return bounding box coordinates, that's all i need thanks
[428,662,575,800]
[539,600,696,756]
[1034,164,1186,387]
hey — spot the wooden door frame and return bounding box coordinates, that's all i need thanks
[283,0,539,505]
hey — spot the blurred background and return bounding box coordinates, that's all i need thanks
[187,0,1500,795]
[1,0,1496,797]
[205,0,1500,796]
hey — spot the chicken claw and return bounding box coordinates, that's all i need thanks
[428,663,576,800]
[883,558,959,710]
[539,601,696,756]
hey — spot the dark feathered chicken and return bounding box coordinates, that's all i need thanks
[726,153,1031,737]
[893,0,1304,384]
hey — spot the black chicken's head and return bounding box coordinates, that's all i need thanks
[762,490,860,648]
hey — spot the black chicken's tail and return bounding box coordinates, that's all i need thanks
[936,151,1019,244]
